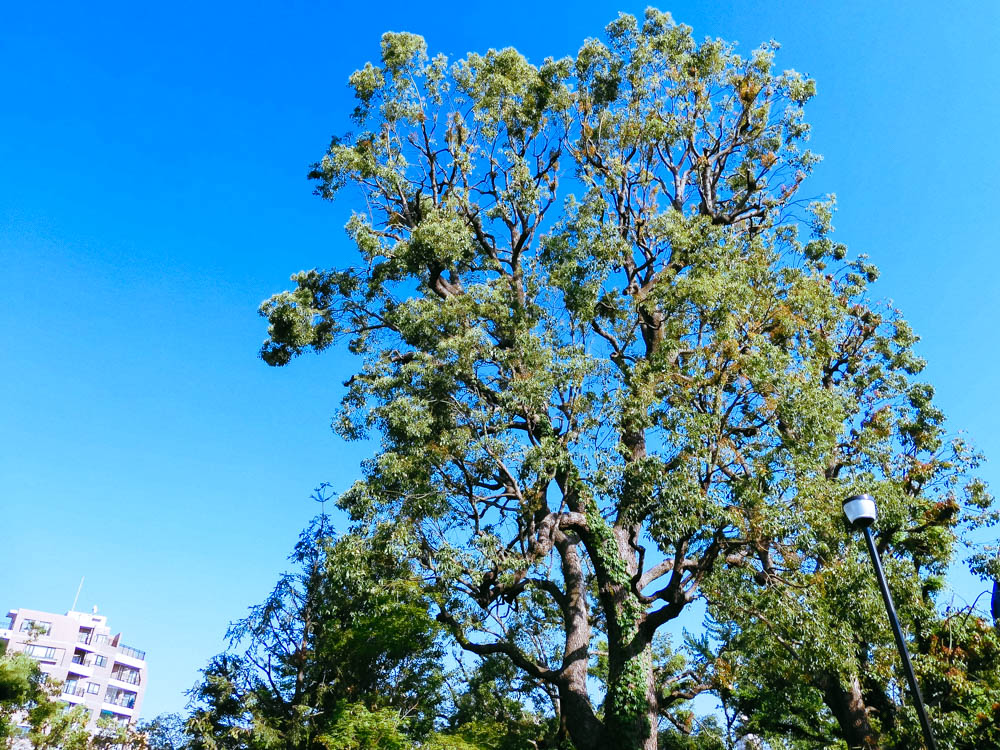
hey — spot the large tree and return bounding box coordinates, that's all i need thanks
[259,10,991,749]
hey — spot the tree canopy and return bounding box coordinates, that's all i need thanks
[258,9,995,749]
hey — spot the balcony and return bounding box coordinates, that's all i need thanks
[22,645,60,664]
[75,632,107,652]
[110,668,141,686]
[68,655,94,677]
[104,693,136,710]
[71,654,93,666]
[62,685,86,703]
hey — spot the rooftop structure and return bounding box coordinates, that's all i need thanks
[1,607,147,732]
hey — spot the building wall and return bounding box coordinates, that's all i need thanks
[0,607,147,732]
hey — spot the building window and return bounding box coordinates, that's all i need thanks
[95,634,108,645]
[19,619,52,635]
[87,682,100,695]
[95,655,107,667]
[25,645,57,660]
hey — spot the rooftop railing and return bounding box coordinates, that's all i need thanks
[117,644,145,660]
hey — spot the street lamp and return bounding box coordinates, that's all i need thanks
[843,494,938,750]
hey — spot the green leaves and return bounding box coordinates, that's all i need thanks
[187,516,445,749]
[454,48,570,141]
[1,642,42,742]
[259,9,994,749]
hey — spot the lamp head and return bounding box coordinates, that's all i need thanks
[843,494,878,528]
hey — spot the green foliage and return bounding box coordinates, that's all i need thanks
[317,702,411,750]
[445,655,562,749]
[139,712,190,750]
[0,641,42,742]
[903,610,1000,749]
[704,597,1000,749]
[259,8,995,749]
[423,720,546,750]
[25,702,95,750]
[24,700,147,750]
[657,715,726,750]
[187,512,445,750]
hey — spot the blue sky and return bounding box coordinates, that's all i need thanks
[2,0,998,720]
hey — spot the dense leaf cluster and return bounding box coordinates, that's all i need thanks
[185,515,445,749]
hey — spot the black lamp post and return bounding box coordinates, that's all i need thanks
[843,494,938,750]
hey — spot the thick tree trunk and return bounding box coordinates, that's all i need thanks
[821,673,877,749]
[559,686,608,750]
[603,642,659,750]
[557,535,606,750]
[599,597,659,746]
[558,520,662,750]
[562,647,658,750]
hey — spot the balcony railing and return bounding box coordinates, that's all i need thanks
[71,655,93,667]
[110,670,140,686]
[77,632,93,645]
[63,685,86,697]
[104,691,137,709]
[117,644,145,660]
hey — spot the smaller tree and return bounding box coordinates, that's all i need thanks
[187,511,445,749]
[26,699,148,750]
[23,699,92,750]
[703,561,1000,749]
[908,606,1000,749]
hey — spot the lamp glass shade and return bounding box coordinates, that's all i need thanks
[843,494,877,527]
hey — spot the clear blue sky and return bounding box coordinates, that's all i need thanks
[2,0,998,720]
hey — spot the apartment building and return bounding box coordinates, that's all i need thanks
[0,607,147,731]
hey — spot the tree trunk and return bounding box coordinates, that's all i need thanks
[821,673,877,749]
[604,648,659,750]
[561,648,659,750]
[604,644,659,750]
[559,521,661,750]
[557,535,606,750]
[559,685,609,750]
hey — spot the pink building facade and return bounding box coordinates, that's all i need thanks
[1,607,147,731]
